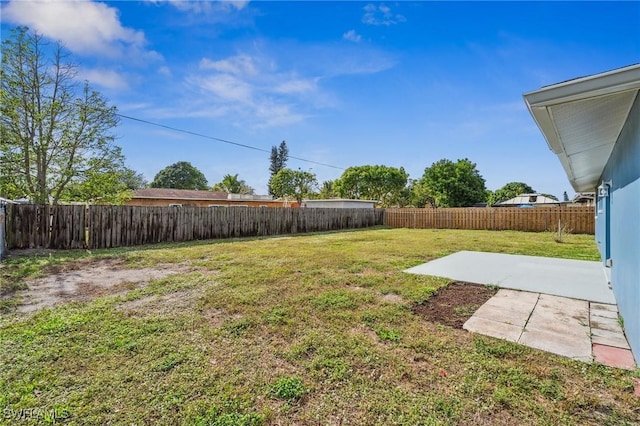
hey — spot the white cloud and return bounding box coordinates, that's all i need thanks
[119,102,153,112]
[150,41,395,129]
[194,73,254,103]
[158,66,172,77]
[343,30,362,43]
[199,54,258,76]
[174,52,320,127]
[78,68,129,90]
[362,3,406,26]
[147,0,249,14]
[254,102,308,128]
[274,78,317,95]
[2,0,158,60]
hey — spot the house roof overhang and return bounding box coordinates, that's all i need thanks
[523,64,640,192]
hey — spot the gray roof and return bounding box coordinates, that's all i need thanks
[496,193,558,206]
[523,64,640,192]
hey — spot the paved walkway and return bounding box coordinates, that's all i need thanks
[406,251,636,369]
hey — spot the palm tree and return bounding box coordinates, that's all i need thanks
[212,174,255,194]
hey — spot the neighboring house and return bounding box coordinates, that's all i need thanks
[524,63,640,359]
[126,188,298,208]
[494,193,559,207]
[567,193,596,206]
[0,197,18,205]
[301,199,377,208]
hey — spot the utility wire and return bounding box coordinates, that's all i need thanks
[116,113,345,170]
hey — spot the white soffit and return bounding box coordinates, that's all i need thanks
[523,64,640,193]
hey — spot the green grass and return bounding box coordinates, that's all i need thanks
[269,377,307,402]
[1,228,637,425]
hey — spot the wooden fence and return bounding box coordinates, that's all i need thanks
[4,204,595,251]
[5,205,385,250]
[5,204,87,250]
[384,206,595,234]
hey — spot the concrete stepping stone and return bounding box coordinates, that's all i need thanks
[593,344,636,370]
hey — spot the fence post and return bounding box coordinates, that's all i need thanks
[0,204,5,259]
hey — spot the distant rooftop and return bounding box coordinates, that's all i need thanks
[496,193,559,206]
[132,188,275,201]
[133,188,228,200]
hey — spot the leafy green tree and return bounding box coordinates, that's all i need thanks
[121,169,148,191]
[488,182,535,205]
[268,140,289,195]
[212,174,254,194]
[416,158,487,207]
[62,163,145,205]
[150,161,208,190]
[333,165,408,207]
[407,178,430,208]
[1,27,121,204]
[269,168,318,204]
[318,180,336,199]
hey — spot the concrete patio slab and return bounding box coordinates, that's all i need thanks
[592,327,628,340]
[410,251,634,368]
[592,335,631,350]
[591,303,618,312]
[590,316,623,332]
[462,316,522,342]
[405,251,615,304]
[526,295,589,334]
[593,344,636,370]
[490,288,540,304]
[462,289,636,369]
[525,317,589,337]
[519,328,592,362]
[590,303,619,319]
[483,296,539,316]
[473,304,529,328]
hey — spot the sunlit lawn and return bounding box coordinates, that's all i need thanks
[1,228,638,425]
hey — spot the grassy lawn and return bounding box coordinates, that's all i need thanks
[1,228,638,425]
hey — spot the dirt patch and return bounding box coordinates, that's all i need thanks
[6,248,57,257]
[118,288,205,318]
[412,282,497,328]
[13,258,190,314]
[381,293,405,304]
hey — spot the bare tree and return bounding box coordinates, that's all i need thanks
[1,27,121,204]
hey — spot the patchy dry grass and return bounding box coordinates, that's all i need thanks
[1,228,638,425]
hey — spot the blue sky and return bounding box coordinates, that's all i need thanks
[2,1,639,196]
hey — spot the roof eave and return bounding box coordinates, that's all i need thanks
[523,64,640,193]
[523,64,640,107]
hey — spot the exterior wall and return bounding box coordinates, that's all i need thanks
[125,198,298,208]
[303,200,376,209]
[597,93,640,358]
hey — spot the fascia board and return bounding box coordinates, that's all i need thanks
[523,64,640,107]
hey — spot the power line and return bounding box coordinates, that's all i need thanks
[116,113,345,170]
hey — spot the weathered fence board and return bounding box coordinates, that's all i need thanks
[5,204,88,249]
[84,206,384,249]
[5,204,594,251]
[384,206,594,234]
[9,205,385,249]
